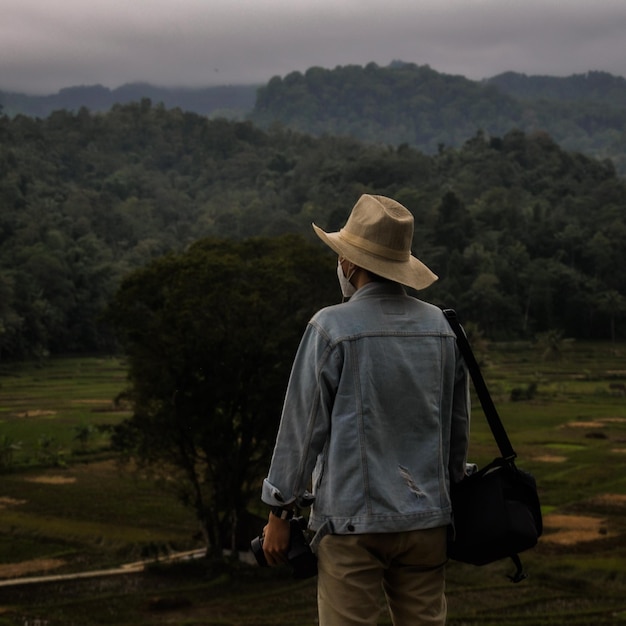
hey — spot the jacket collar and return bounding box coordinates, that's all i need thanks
[348,281,406,302]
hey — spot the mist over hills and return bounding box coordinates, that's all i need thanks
[2,62,624,174]
[0,83,259,120]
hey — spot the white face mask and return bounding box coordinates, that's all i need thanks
[337,258,356,299]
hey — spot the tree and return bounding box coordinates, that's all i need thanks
[596,289,626,344]
[433,191,474,252]
[107,234,336,557]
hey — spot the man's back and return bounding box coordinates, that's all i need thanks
[307,281,467,538]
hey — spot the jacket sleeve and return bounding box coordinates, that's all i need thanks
[262,320,337,506]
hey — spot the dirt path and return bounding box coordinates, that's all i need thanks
[0,549,206,588]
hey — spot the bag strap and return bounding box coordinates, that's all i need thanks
[443,308,517,461]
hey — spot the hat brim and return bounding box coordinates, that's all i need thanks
[313,223,438,291]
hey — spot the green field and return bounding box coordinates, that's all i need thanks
[0,358,200,574]
[1,343,626,625]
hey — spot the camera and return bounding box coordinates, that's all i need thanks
[250,516,317,579]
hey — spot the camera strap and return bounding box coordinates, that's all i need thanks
[442,308,517,461]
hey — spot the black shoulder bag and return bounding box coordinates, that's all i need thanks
[443,309,543,583]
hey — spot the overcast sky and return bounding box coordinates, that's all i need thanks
[2,0,626,95]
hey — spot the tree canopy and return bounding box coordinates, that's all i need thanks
[0,101,625,360]
[107,234,337,555]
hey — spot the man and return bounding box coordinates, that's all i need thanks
[261,194,470,625]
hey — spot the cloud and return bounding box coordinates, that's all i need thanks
[2,0,626,94]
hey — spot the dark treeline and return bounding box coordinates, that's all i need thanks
[0,100,625,360]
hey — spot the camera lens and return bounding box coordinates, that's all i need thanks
[250,535,268,567]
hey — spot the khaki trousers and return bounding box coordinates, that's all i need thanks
[317,526,447,626]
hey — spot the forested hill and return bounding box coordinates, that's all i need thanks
[249,62,626,174]
[2,62,626,175]
[1,102,625,360]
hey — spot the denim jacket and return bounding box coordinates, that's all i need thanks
[262,282,470,550]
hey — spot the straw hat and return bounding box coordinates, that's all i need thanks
[312,194,438,291]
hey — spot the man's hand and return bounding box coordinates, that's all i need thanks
[262,512,291,566]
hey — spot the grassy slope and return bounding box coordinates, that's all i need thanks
[0,344,625,625]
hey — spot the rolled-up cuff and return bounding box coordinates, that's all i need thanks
[261,478,296,507]
[309,519,333,553]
